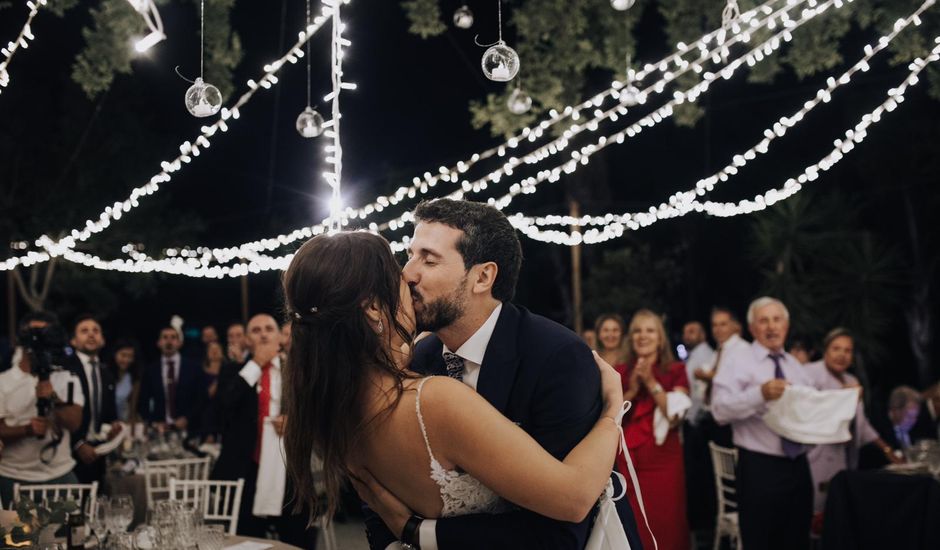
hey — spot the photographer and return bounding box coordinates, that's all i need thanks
[0,312,84,505]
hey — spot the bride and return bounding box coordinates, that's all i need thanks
[281,231,624,541]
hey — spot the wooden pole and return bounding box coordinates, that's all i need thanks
[570,200,583,335]
[240,275,249,323]
[7,270,16,344]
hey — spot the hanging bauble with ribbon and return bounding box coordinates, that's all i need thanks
[454,5,474,29]
[507,87,532,114]
[185,77,222,117]
[296,106,325,138]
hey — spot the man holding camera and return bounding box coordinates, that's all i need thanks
[0,312,84,504]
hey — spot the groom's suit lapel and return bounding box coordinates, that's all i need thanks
[475,302,521,417]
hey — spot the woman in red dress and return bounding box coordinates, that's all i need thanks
[616,309,690,550]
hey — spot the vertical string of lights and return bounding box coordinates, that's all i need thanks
[0,0,48,95]
[322,0,355,232]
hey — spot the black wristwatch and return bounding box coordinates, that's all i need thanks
[401,514,424,549]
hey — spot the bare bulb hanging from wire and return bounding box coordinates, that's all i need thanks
[184,0,222,117]
[296,0,324,138]
[454,5,474,29]
[479,0,520,82]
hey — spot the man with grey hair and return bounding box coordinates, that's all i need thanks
[886,385,922,450]
[712,296,816,550]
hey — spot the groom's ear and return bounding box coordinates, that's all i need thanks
[470,262,499,296]
[362,298,383,323]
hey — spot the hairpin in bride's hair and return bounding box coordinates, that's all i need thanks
[292,306,318,322]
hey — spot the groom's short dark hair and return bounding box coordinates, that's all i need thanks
[414,199,522,302]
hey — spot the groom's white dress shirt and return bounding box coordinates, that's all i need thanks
[390,303,502,550]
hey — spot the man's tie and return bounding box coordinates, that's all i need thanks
[166,359,177,421]
[442,352,465,382]
[769,353,804,458]
[90,358,101,431]
[704,344,723,405]
[253,362,273,463]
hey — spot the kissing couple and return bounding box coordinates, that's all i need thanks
[281,199,645,549]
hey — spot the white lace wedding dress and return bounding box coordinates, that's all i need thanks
[415,377,507,517]
[413,376,639,549]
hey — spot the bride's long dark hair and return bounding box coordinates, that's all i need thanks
[281,231,415,520]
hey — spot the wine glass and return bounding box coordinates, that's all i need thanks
[88,497,111,546]
[110,495,134,533]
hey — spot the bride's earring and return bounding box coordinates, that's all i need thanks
[377,319,384,334]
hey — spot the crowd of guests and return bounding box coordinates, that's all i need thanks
[0,310,315,549]
[582,298,940,550]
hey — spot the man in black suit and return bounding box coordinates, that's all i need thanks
[359,199,643,550]
[212,313,316,549]
[137,326,203,430]
[67,315,118,485]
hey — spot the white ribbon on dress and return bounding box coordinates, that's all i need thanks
[586,401,659,550]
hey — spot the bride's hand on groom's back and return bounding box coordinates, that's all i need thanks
[349,466,412,538]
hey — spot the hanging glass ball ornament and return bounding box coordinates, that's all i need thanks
[611,0,636,10]
[185,77,222,117]
[453,5,474,29]
[296,106,325,138]
[507,87,532,115]
[481,41,520,82]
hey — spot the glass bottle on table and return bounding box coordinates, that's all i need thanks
[66,510,86,549]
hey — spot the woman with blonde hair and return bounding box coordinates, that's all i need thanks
[617,309,690,550]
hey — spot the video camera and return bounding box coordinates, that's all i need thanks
[17,323,67,417]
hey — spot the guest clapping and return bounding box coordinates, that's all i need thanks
[617,309,690,550]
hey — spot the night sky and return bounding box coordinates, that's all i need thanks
[2,1,938,392]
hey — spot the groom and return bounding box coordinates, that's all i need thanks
[359,199,642,549]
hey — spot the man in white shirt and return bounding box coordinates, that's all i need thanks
[682,320,714,424]
[0,314,84,504]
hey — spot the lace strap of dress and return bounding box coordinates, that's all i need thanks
[415,377,439,465]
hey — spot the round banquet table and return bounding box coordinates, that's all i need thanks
[224,535,304,549]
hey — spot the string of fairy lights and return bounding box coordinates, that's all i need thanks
[20,0,343,264]
[2,0,934,277]
[109,0,828,267]
[0,0,47,95]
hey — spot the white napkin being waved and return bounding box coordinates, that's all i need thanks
[251,418,287,517]
[763,385,860,444]
[653,392,692,445]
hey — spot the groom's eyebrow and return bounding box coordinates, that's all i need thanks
[415,246,442,259]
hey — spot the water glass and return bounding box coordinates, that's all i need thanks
[110,494,134,533]
[195,524,225,550]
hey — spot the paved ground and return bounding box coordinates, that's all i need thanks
[320,517,369,549]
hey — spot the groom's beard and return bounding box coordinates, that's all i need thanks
[411,277,468,333]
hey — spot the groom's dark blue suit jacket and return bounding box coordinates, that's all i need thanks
[364,302,643,550]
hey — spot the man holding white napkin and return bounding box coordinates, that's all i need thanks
[213,313,316,549]
[711,297,815,550]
